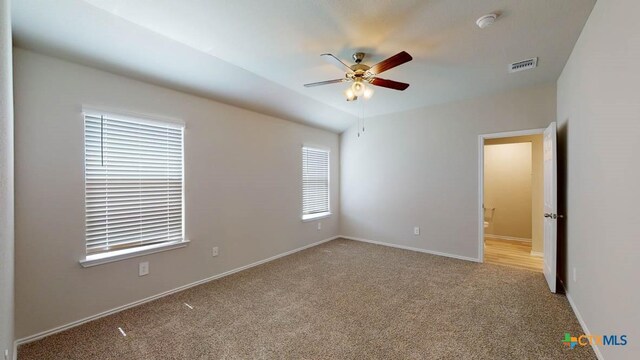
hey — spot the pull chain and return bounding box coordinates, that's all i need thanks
[362,102,364,134]
[361,99,364,133]
[357,98,364,137]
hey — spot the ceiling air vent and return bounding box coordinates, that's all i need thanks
[509,57,538,73]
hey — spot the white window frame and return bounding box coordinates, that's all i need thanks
[80,108,188,267]
[301,145,331,222]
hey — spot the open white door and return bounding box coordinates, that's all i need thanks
[543,122,558,293]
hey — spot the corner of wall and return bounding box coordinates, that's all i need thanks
[0,0,15,358]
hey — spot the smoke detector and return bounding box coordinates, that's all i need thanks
[476,13,498,29]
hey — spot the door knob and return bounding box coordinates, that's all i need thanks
[544,213,556,219]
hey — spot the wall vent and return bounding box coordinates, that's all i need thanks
[509,57,538,73]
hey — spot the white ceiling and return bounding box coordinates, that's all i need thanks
[12,0,595,132]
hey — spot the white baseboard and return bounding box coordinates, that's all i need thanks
[340,235,480,263]
[565,289,604,360]
[485,234,532,243]
[14,235,340,347]
[530,250,544,257]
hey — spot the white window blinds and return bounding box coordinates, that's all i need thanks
[302,147,330,218]
[84,113,184,255]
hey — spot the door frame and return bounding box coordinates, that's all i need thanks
[477,128,545,262]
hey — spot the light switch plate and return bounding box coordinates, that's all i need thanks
[139,261,149,276]
[212,247,219,257]
[414,227,420,235]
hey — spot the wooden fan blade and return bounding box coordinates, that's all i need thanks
[303,79,348,87]
[321,53,353,72]
[368,51,413,75]
[369,77,410,91]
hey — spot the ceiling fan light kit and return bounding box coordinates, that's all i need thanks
[351,81,366,97]
[304,51,413,101]
[345,88,356,102]
[363,87,374,99]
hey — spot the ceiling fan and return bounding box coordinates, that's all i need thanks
[304,51,413,101]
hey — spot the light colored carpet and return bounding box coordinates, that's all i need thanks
[19,238,595,359]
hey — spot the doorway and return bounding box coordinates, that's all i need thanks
[478,129,545,272]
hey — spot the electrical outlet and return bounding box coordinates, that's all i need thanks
[4,349,8,360]
[317,222,322,231]
[414,226,420,235]
[212,246,219,257]
[138,261,149,276]
[573,267,577,282]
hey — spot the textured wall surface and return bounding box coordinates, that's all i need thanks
[484,134,544,253]
[340,84,556,260]
[557,0,640,358]
[0,0,14,357]
[13,48,340,339]
[484,142,532,239]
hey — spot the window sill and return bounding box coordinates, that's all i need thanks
[79,240,190,268]
[302,212,332,222]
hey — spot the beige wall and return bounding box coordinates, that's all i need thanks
[485,135,544,253]
[0,0,14,357]
[13,48,340,339]
[340,83,556,260]
[483,142,532,240]
[557,0,640,358]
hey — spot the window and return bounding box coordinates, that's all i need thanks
[83,111,185,259]
[302,146,330,220]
